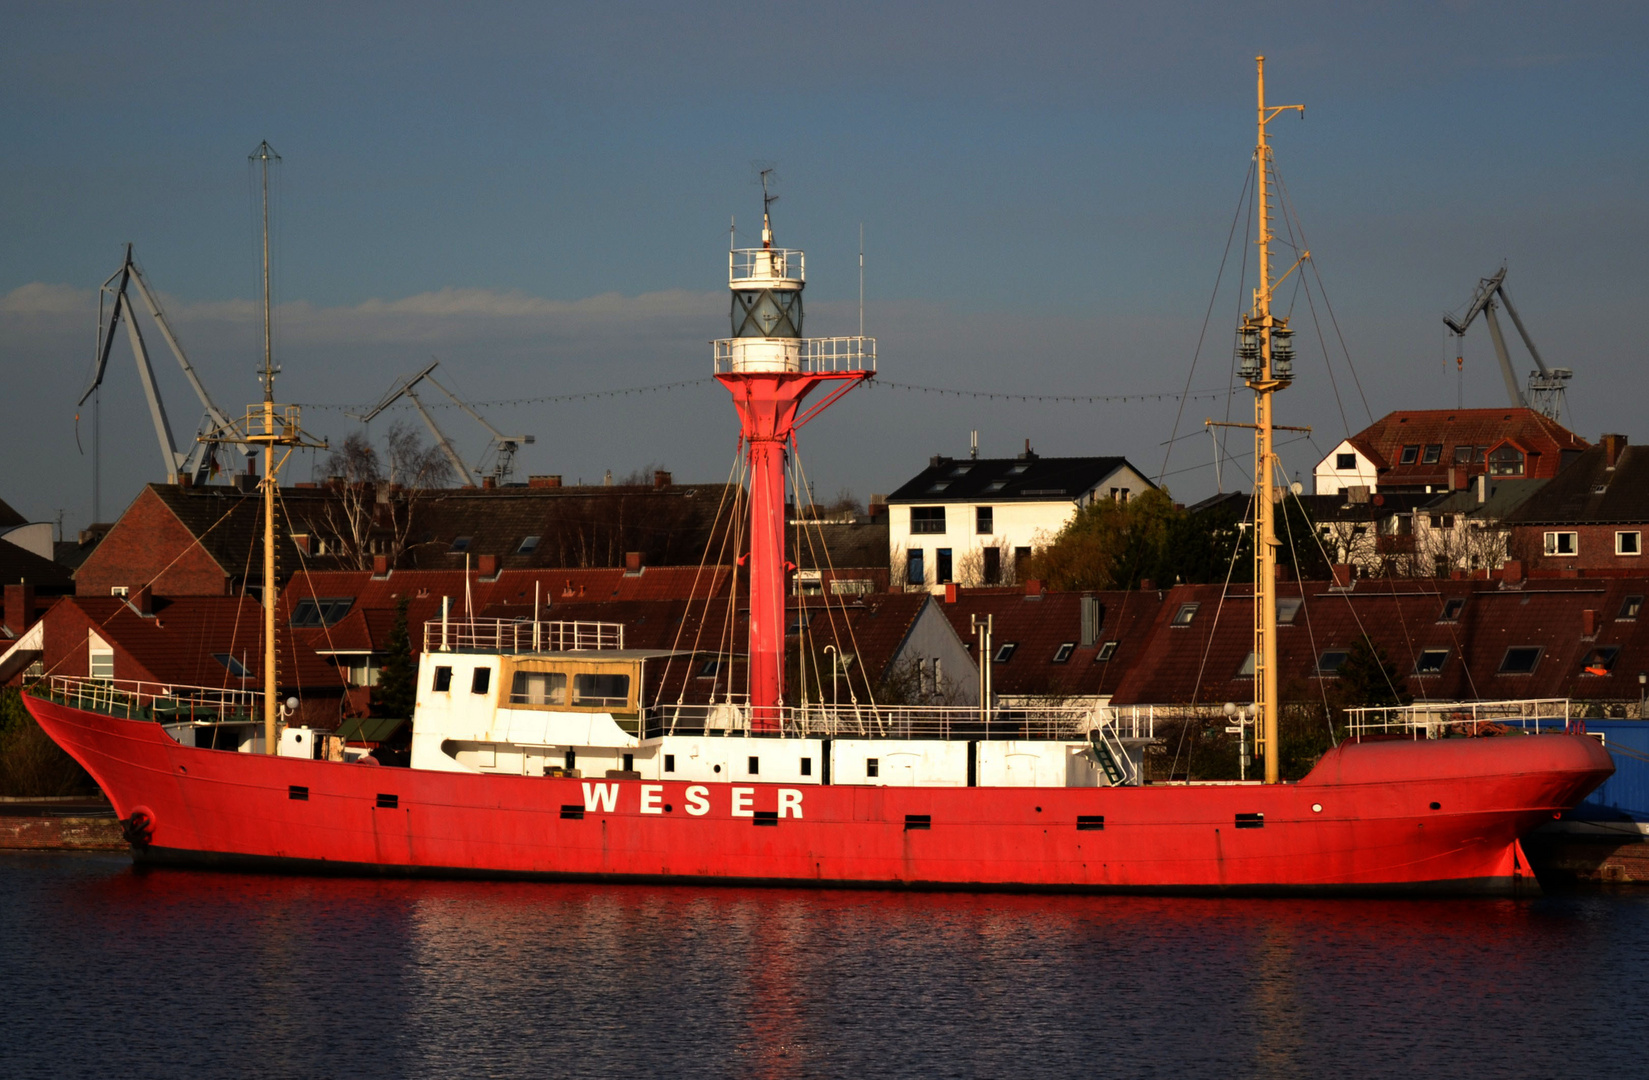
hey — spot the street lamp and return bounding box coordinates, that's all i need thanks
[1224,701,1253,781]
[1638,671,1646,718]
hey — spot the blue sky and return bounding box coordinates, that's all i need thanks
[3,1,1646,532]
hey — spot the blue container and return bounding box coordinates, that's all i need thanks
[1566,720,1649,822]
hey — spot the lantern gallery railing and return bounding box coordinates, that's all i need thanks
[712,335,877,374]
[729,247,804,284]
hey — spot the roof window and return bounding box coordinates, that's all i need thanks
[1052,643,1075,664]
[993,643,1018,663]
[1400,445,1419,465]
[1499,646,1543,675]
[450,536,472,553]
[1422,444,1443,465]
[1619,595,1643,620]
[1581,646,1620,676]
[290,597,354,628]
[213,653,252,678]
[926,481,951,494]
[1095,641,1118,662]
[1238,652,1256,677]
[1317,650,1349,675]
[1276,597,1302,624]
[518,535,541,554]
[1414,648,1448,675]
[1171,602,1200,627]
[1438,597,1465,623]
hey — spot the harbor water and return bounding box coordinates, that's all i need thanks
[2,852,1646,1078]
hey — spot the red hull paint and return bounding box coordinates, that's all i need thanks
[27,696,1613,894]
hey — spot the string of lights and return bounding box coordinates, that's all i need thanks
[298,375,1239,414]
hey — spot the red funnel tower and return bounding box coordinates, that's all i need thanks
[715,199,874,730]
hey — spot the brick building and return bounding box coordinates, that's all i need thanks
[1313,408,1588,496]
[1507,434,1649,575]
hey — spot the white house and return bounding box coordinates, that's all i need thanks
[1312,438,1382,497]
[885,446,1155,593]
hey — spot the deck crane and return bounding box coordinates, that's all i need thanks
[78,244,242,485]
[357,361,533,486]
[1443,266,1572,423]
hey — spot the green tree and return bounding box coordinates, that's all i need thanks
[1326,637,1411,730]
[0,687,96,797]
[371,596,417,719]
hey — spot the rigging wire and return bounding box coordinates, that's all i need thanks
[1160,158,1256,485]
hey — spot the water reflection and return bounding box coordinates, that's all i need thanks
[2,855,1644,1079]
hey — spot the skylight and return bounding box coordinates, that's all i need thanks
[518,535,541,554]
[213,653,252,678]
[1317,650,1349,675]
[1052,643,1075,664]
[1499,646,1543,675]
[290,597,355,628]
[993,643,1018,663]
[1415,648,1448,675]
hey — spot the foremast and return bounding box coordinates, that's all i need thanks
[1245,57,1304,784]
[203,141,327,753]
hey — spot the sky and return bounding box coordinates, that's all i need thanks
[3,1,1646,535]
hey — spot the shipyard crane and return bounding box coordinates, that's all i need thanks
[358,361,533,486]
[78,245,242,485]
[1443,266,1572,423]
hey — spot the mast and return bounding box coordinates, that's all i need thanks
[205,142,327,753]
[1246,57,1303,784]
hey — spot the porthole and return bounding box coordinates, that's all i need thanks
[1311,803,1322,813]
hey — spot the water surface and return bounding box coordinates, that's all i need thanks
[2,852,1644,1078]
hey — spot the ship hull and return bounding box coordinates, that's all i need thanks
[27,695,1614,895]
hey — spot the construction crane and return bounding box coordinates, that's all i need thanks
[358,361,533,486]
[1443,266,1572,423]
[79,245,242,486]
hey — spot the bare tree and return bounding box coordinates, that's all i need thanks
[318,421,454,571]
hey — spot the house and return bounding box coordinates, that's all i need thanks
[1107,572,1649,717]
[1313,408,1587,496]
[791,518,889,598]
[1508,433,1649,575]
[936,582,1167,707]
[886,444,1154,594]
[73,476,740,598]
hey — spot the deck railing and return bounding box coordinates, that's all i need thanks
[1347,698,1575,739]
[38,676,261,724]
[423,617,625,654]
[643,702,1127,741]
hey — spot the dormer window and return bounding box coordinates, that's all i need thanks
[1488,445,1525,476]
[1422,444,1443,465]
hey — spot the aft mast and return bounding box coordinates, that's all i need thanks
[205,141,327,753]
[1244,58,1303,784]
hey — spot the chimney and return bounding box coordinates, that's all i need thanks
[868,494,887,520]
[1502,559,1524,583]
[653,469,672,489]
[625,551,643,574]
[482,476,497,490]
[1476,473,1487,504]
[372,554,390,578]
[1024,578,1044,598]
[1449,466,1469,491]
[4,583,36,631]
[478,554,499,580]
[1332,564,1353,587]
[1018,439,1038,461]
[293,533,312,556]
[1138,578,1153,592]
[944,582,957,604]
[1080,594,1102,647]
[177,472,193,488]
[131,584,153,616]
[529,475,563,489]
[1603,433,1628,468]
[1583,609,1597,637]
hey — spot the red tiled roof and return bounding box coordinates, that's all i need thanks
[1348,409,1586,489]
[937,588,1166,698]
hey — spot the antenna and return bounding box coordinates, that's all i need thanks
[250,140,281,402]
[759,168,777,248]
[859,222,865,337]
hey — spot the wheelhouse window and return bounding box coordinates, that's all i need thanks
[1317,650,1349,675]
[290,597,355,628]
[1544,531,1578,556]
[1581,646,1621,676]
[1414,649,1448,675]
[1052,643,1075,664]
[432,666,452,692]
[1488,445,1525,476]
[1617,531,1641,556]
[1499,647,1543,675]
[976,506,994,534]
[1171,602,1200,627]
[911,507,946,534]
[471,668,491,694]
[510,671,568,705]
[573,673,631,707]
